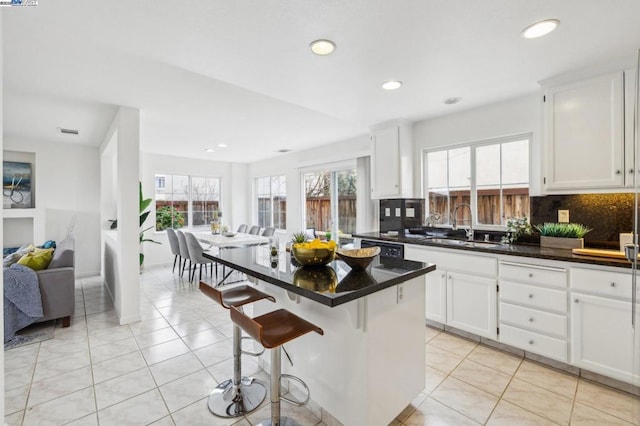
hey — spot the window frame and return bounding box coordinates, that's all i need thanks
[254,175,287,230]
[422,133,531,230]
[154,173,222,232]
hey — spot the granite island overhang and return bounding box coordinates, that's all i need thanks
[202,245,436,426]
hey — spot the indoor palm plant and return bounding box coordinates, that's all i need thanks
[535,222,592,249]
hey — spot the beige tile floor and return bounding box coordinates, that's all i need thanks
[3,264,640,425]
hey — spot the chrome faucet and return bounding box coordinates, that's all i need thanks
[452,203,474,241]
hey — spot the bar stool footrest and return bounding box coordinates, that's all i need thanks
[240,336,265,357]
[279,374,310,407]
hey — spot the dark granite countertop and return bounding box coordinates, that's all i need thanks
[203,245,436,307]
[353,232,634,269]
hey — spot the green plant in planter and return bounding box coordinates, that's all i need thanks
[501,216,533,244]
[109,183,161,265]
[534,223,592,238]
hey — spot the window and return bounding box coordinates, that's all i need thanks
[154,174,221,231]
[424,135,530,227]
[304,167,357,235]
[256,175,286,229]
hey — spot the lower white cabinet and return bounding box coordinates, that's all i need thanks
[425,270,447,324]
[447,272,497,340]
[570,292,640,384]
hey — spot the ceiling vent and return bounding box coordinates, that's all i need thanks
[57,127,79,135]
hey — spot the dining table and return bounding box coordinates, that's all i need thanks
[193,231,270,285]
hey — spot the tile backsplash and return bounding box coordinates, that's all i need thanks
[530,193,635,249]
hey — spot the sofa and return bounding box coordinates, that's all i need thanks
[34,237,75,327]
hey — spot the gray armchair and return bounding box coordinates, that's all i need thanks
[35,237,75,327]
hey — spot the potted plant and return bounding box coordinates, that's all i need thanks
[535,223,592,249]
[501,216,533,244]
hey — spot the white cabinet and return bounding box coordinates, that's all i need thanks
[370,121,413,199]
[624,68,638,187]
[404,244,497,339]
[542,71,626,190]
[447,272,497,339]
[570,266,640,384]
[425,270,447,323]
[498,261,569,362]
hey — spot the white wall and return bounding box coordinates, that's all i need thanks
[249,134,372,234]
[413,93,541,196]
[140,152,234,267]
[3,136,101,276]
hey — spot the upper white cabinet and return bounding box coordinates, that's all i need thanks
[371,120,414,199]
[542,70,628,191]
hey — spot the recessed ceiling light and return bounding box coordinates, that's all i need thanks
[204,148,215,153]
[57,127,79,135]
[310,39,336,56]
[444,97,462,105]
[382,80,402,90]
[217,143,227,148]
[521,19,560,39]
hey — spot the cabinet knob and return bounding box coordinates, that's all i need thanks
[448,275,452,280]
[630,169,635,174]
[574,298,580,303]
[528,294,534,298]
[528,273,533,278]
[610,282,616,287]
[616,170,622,175]
[528,317,534,322]
[441,273,446,278]
[528,340,534,345]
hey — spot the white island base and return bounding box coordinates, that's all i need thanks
[250,276,426,426]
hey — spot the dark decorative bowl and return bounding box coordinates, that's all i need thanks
[291,246,335,267]
[336,247,381,270]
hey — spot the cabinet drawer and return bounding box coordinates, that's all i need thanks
[500,262,567,289]
[571,268,634,300]
[499,282,567,313]
[499,302,567,338]
[404,245,497,276]
[499,323,567,362]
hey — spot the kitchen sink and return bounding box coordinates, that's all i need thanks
[423,237,502,249]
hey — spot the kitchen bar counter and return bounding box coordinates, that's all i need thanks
[354,231,634,269]
[202,245,435,426]
[202,244,435,306]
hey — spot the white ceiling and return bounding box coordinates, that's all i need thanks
[3,1,640,163]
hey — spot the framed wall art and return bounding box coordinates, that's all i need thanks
[3,161,33,209]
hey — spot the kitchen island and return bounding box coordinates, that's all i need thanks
[203,245,436,426]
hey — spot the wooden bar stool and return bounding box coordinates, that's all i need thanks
[230,305,324,426]
[199,282,276,418]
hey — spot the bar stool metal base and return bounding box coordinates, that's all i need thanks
[207,377,267,418]
[256,417,301,426]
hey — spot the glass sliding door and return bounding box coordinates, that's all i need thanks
[304,166,357,239]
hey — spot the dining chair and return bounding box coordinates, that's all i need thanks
[237,224,248,233]
[248,225,261,235]
[176,231,192,279]
[185,232,217,283]
[166,228,182,273]
[261,227,275,237]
